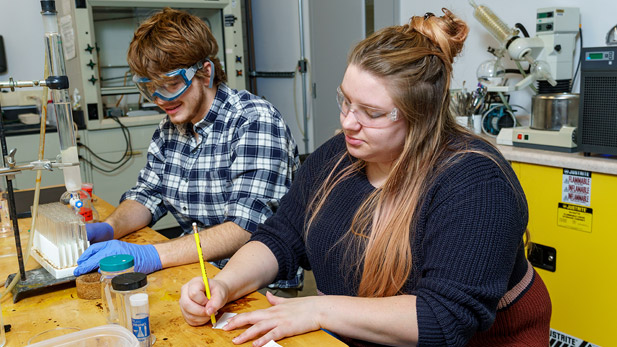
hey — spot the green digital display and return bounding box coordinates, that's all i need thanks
[537,12,553,19]
[588,53,604,60]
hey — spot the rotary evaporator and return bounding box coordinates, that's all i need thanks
[470,1,581,152]
[0,0,95,301]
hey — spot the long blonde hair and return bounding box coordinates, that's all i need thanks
[308,9,473,297]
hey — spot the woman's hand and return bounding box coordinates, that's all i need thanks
[224,292,323,346]
[179,276,230,326]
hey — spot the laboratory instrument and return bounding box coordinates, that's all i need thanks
[100,254,135,324]
[0,0,90,302]
[511,93,579,152]
[577,46,617,156]
[470,2,581,152]
[470,1,579,93]
[481,104,516,136]
[30,202,89,278]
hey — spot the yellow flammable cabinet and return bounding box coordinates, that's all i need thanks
[510,160,616,347]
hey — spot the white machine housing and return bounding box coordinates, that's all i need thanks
[486,7,580,93]
[534,7,580,81]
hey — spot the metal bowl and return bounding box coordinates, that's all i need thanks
[531,93,579,131]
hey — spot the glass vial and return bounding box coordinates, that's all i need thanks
[100,254,135,324]
[130,293,151,347]
[111,272,148,331]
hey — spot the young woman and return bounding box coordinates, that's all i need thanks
[179,9,551,346]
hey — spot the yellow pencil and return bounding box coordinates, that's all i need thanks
[193,222,217,326]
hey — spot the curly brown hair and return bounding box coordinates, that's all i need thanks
[127,7,226,87]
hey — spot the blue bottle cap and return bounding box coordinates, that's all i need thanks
[99,254,134,272]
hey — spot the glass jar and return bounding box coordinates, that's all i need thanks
[100,254,135,324]
[111,272,148,331]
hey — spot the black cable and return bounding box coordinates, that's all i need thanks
[79,119,130,164]
[505,68,531,75]
[78,116,134,172]
[514,23,530,38]
[79,124,129,164]
[571,27,583,93]
[79,154,133,174]
[112,116,133,162]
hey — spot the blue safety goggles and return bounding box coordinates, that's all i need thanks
[132,59,213,102]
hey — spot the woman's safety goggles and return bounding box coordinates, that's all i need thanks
[336,86,399,128]
[132,59,213,102]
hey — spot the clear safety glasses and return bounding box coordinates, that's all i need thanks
[336,86,399,128]
[132,59,213,102]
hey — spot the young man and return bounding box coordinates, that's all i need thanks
[74,8,301,293]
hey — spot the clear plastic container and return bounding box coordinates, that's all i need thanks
[25,324,138,347]
[100,254,135,324]
[111,272,148,331]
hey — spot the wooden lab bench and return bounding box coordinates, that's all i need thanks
[0,194,346,346]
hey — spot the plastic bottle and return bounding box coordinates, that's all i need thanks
[79,183,99,222]
[130,293,151,347]
[100,254,135,324]
[111,272,148,331]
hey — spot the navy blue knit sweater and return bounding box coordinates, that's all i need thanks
[251,133,547,346]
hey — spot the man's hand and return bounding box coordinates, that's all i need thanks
[74,240,162,276]
[86,222,115,243]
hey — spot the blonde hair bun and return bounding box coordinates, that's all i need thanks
[408,8,469,64]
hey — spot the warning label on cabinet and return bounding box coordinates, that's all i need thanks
[562,168,591,206]
[557,203,593,233]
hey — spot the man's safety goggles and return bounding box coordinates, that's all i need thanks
[132,59,213,102]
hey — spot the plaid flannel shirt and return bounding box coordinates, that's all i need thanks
[121,84,302,288]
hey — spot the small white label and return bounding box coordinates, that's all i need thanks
[59,15,76,60]
[132,317,150,341]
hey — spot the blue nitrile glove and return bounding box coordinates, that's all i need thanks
[86,222,115,244]
[74,240,162,276]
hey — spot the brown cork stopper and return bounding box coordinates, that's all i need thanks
[75,272,102,300]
